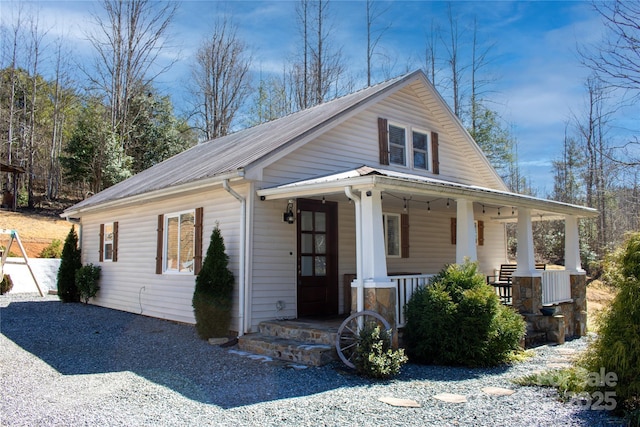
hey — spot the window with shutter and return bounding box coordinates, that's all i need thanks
[156,209,203,274]
[100,222,117,262]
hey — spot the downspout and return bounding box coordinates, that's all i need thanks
[223,179,246,336]
[344,186,363,313]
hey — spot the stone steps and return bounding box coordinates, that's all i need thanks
[237,319,340,366]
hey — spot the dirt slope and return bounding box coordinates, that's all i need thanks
[0,210,73,258]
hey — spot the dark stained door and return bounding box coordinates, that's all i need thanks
[297,198,338,317]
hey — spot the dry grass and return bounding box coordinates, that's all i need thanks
[586,279,616,332]
[0,210,72,258]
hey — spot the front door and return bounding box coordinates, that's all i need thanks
[297,198,338,317]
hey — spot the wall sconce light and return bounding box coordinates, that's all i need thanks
[283,199,295,224]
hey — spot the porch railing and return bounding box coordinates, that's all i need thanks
[541,270,572,305]
[393,274,435,327]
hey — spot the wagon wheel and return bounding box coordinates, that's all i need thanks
[335,310,391,369]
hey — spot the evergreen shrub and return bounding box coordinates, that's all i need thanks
[354,322,407,379]
[40,239,63,258]
[57,226,82,303]
[581,232,640,422]
[403,260,525,367]
[192,224,234,339]
[1,274,13,295]
[76,263,101,304]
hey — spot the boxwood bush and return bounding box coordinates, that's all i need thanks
[403,260,525,367]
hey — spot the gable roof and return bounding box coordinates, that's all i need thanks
[63,70,504,216]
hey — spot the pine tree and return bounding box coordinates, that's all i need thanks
[57,226,82,302]
[192,224,235,339]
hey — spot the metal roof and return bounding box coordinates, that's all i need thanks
[257,166,599,219]
[64,71,423,215]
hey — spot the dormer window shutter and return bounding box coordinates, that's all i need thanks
[431,131,439,174]
[378,118,389,165]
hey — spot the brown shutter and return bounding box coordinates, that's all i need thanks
[194,207,204,275]
[99,224,104,262]
[451,218,456,245]
[431,131,439,174]
[156,215,164,274]
[378,118,389,165]
[112,221,119,262]
[477,220,484,246]
[401,213,410,258]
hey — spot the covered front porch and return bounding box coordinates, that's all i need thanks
[257,167,597,341]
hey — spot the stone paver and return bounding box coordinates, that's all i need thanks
[433,393,467,403]
[378,396,421,408]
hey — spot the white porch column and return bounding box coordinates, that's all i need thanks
[455,198,477,264]
[514,207,539,276]
[360,189,390,282]
[565,215,584,273]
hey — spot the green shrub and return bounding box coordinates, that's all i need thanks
[57,226,82,303]
[40,239,63,258]
[1,274,14,295]
[404,260,526,367]
[75,263,101,304]
[581,232,640,419]
[192,224,234,339]
[354,322,407,379]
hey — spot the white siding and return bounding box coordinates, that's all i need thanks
[261,85,502,189]
[80,184,248,328]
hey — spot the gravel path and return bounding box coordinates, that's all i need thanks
[0,294,623,426]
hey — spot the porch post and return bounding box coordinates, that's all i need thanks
[358,188,395,328]
[514,207,537,276]
[564,215,584,273]
[455,198,477,264]
[512,207,542,315]
[360,189,389,281]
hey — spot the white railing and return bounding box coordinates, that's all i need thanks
[393,274,435,327]
[542,270,572,305]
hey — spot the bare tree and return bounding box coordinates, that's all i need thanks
[582,1,640,94]
[191,17,252,140]
[365,0,390,86]
[291,0,345,110]
[85,0,177,151]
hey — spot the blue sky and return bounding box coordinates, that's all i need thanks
[2,1,618,194]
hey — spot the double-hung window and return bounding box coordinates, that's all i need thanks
[388,124,407,166]
[412,130,429,170]
[382,213,401,257]
[164,210,195,273]
[99,222,118,262]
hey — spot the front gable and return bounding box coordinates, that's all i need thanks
[257,79,507,191]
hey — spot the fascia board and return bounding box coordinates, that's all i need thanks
[62,171,245,218]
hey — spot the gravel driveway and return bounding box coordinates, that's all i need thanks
[0,294,623,426]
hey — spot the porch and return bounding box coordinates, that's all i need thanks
[255,166,597,347]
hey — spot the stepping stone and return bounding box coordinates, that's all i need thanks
[378,396,421,408]
[208,337,229,345]
[433,393,467,403]
[482,387,516,396]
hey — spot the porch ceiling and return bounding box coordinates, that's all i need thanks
[256,166,598,219]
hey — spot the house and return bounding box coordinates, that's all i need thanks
[61,70,597,346]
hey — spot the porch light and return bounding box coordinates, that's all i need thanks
[283,199,295,224]
[447,198,450,208]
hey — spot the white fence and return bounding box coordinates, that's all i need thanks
[541,270,572,305]
[393,274,435,327]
